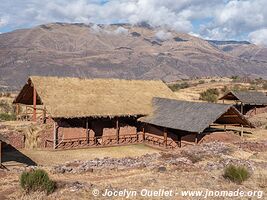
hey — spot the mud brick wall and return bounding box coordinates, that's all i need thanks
[1,131,25,149]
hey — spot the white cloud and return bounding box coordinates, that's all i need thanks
[0,0,267,44]
[248,29,267,46]
[0,16,8,27]
[113,26,128,35]
[0,0,223,33]
[90,24,128,35]
[201,0,267,41]
[155,30,172,41]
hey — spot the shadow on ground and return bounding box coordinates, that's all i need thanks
[2,143,36,166]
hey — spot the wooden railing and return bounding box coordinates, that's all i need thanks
[17,106,46,123]
[45,133,181,149]
[45,133,144,149]
[144,134,180,149]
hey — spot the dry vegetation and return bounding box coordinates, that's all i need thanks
[1,77,267,199]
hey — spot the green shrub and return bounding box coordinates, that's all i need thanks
[0,113,16,121]
[169,82,190,91]
[223,165,250,184]
[221,86,229,93]
[199,88,219,103]
[0,100,13,113]
[210,79,216,83]
[198,80,205,84]
[20,169,56,194]
[262,83,267,90]
[232,85,248,92]
[231,76,240,82]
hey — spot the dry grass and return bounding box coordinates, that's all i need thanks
[16,76,177,118]
[174,78,251,102]
[2,165,266,200]
[18,144,160,166]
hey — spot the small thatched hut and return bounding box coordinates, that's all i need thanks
[13,76,176,149]
[139,98,253,147]
[219,91,267,115]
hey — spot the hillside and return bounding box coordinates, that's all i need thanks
[1,23,267,90]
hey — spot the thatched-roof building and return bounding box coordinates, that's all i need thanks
[139,98,252,133]
[138,98,253,147]
[219,91,267,105]
[14,76,176,118]
[13,76,253,149]
[219,91,267,115]
[13,76,176,149]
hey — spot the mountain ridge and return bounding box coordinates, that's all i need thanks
[0,22,267,90]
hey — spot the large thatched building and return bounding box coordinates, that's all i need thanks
[13,76,176,149]
[219,91,267,115]
[14,76,253,149]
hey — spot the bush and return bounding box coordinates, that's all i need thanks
[221,86,229,93]
[199,88,219,103]
[169,82,190,91]
[0,100,13,113]
[232,85,248,92]
[223,165,250,184]
[262,83,267,90]
[20,169,56,194]
[0,113,16,121]
[231,76,240,82]
[198,80,205,84]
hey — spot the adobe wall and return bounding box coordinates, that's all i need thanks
[143,125,180,147]
[1,131,25,149]
[40,118,138,148]
[144,124,200,147]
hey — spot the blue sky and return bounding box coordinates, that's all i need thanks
[0,0,267,45]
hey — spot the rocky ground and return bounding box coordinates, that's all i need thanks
[1,141,267,200]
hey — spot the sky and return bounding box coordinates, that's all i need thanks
[0,0,267,45]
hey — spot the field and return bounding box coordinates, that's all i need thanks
[0,77,267,200]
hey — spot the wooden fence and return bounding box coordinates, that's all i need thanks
[45,133,181,149]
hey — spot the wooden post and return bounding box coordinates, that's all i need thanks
[178,135,181,148]
[240,124,244,138]
[43,106,46,124]
[16,103,19,121]
[0,140,2,165]
[195,133,198,145]
[142,126,145,142]
[86,119,89,144]
[224,125,226,132]
[164,128,167,148]
[222,99,225,104]
[241,103,244,115]
[53,121,58,149]
[116,118,119,144]
[33,86,37,122]
[26,106,28,121]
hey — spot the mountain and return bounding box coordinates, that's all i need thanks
[0,22,267,90]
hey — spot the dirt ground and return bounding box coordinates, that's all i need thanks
[1,131,267,200]
[4,144,160,166]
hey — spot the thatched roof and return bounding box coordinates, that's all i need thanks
[139,98,253,133]
[219,91,267,105]
[14,76,176,118]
